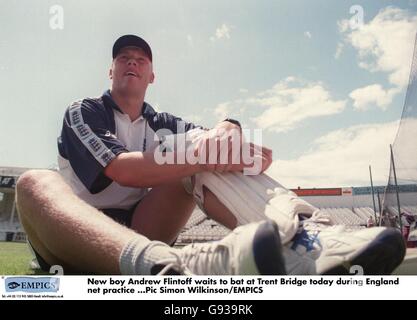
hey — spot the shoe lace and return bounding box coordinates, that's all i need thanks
[179,242,230,275]
[301,209,333,232]
[149,244,193,275]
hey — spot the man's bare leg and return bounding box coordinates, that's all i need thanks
[16,170,287,275]
[17,170,237,273]
[129,177,236,239]
[16,170,146,274]
[201,187,237,230]
[130,179,196,244]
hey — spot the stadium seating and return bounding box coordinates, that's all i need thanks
[174,206,376,245]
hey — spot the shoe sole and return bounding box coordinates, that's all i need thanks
[324,228,406,275]
[253,220,287,275]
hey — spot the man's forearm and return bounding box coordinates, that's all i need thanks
[104,151,202,187]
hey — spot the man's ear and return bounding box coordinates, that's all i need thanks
[149,72,155,84]
[109,67,113,79]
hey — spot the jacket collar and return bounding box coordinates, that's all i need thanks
[102,89,153,117]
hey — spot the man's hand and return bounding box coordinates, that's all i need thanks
[193,121,273,175]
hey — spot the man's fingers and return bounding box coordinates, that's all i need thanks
[195,129,273,173]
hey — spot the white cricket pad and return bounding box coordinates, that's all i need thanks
[186,171,317,244]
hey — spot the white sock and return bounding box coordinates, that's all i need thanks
[119,236,178,275]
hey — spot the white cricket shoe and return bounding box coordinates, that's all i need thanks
[168,220,286,275]
[286,222,406,275]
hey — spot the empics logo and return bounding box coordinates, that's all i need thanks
[5,277,60,293]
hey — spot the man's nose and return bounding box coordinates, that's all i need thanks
[127,58,137,66]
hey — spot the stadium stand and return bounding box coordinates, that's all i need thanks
[0,167,28,242]
[175,205,381,245]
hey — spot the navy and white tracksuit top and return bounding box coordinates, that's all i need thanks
[57,89,200,209]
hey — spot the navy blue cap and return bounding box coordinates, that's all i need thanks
[112,35,152,61]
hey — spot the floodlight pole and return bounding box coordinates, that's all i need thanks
[390,144,403,231]
[369,165,378,225]
[376,191,382,226]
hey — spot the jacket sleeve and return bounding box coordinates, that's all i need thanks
[58,99,128,193]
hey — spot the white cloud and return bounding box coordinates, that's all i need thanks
[214,102,232,120]
[304,31,312,39]
[239,88,248,93]
[339,7,417,88]
[251,78,346,132]
[212,77,345,132]
[183,114,202,124]
[267,121,399,188]
[210,23,232,42]
[337,19,350,33]
[334,42,344,59]
[349,84,401,110]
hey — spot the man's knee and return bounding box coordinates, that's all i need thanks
[16,170,65,223]
[16,170,62,205]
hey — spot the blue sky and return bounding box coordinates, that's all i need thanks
[0,0,416,187]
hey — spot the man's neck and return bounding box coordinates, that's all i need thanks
[110,89,144,121]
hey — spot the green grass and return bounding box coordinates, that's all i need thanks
[0,241,36,275]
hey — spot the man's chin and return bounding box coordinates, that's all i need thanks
[115,84,146,95]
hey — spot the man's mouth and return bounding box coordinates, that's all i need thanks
[125,71,138,77]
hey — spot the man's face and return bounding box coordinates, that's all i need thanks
[109,47,154,94]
